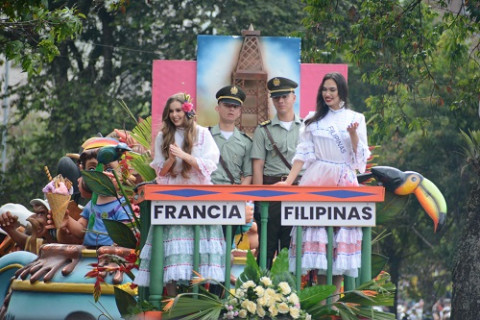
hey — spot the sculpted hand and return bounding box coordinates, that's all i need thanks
[46,210,69,231]
[15,244,84,283]
[96,246,136,284]
[0,211,19,232]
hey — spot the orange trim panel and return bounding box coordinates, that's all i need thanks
[139,185,384,202]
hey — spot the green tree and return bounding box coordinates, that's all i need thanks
[301,0,479,316]
[0,1,84,75]
[0,0,307,204]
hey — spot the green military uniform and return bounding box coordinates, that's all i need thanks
[211,85,252,265]
[250,76,302,269]
[210,125,252,185]
[250,114,303,178]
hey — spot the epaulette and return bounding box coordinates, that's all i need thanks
[260,120,271,127]
[241,131,252,141]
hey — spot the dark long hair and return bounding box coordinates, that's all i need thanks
[304,72,349,127]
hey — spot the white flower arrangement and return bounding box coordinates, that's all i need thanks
[161,250,395,320]
[223,277,310,319]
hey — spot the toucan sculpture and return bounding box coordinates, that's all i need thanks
[358,166,447,232]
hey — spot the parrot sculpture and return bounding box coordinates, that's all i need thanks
[90,143,132,207]
[96,142,132,165]
[358,166,447,232]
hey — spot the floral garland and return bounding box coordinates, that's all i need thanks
[182,93,196,119]
[224,277,311,319]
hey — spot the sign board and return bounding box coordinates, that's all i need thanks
[282,202,376,227]
[151,201,246,225]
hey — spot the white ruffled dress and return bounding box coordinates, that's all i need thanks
[289,108,370,277]
[134,125,226,286]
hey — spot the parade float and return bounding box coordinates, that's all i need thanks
[0,147,447,319]
[0,29,448,319]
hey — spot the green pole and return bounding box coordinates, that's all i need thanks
[225,225,233,292]
[360,227,372,284]
[138,200,150,302]
[193,225,200,295]
[326,226,334,305]
[149,225,164,308]
[259,202,269,270]
[344,276,355,291]
[295,226,302,291]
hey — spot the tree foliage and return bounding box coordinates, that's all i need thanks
[0,0,306,204]
[0,0,84,75]
[301,0,479,315]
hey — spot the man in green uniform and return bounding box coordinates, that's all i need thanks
[210,85,253,290]
[210,85,252,186]
[251,77,302,269]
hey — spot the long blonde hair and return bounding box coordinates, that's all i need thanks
[161,93,197,178]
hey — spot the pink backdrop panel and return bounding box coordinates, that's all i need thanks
[152,61,348,139]
[300,64,348,118]
[152,60,197,139]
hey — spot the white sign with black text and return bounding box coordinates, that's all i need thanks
[281,202,376,226]
[151,201,246,225]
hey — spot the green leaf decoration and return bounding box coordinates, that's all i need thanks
[339,279,395,307]
[116,100,153,150]
[271,271,296,289]
[81,170,117,197]
[129,152,156,181]
[355,307,396,320]
[116,99,138,125]
[299,284,336,310]
[270,250,295,287]
[376,191,409,224]
[235,250,260,289]
[131,116,153,150]
[336,303,358,320]
[114,287,137,318]
[103,219,137,249]
[372,253,389,279]
[162,293,223,320]
[270,247,289,276]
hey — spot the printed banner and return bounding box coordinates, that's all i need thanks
[281,202,376,227]
[151,200,246,225]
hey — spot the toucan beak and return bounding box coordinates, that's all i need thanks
[369,166,447,233]
[412,177,447,232]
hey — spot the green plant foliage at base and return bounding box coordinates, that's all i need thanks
[160,249,395,320]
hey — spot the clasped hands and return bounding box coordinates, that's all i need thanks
[168,143,188,161]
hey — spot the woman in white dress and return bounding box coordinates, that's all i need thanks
[134,93,224,296]
[276,73,370,295]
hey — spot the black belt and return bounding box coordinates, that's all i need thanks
[263,175,301,185]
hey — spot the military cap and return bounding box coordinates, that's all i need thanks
[216,85,246,106]
[267,77,298,97]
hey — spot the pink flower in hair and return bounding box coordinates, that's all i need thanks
[182,101,194,113]
[182,93,195,119]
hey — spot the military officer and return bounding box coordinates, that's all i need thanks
[210,85,252,186]
[210,85,254,290]
[250,76,303,269]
